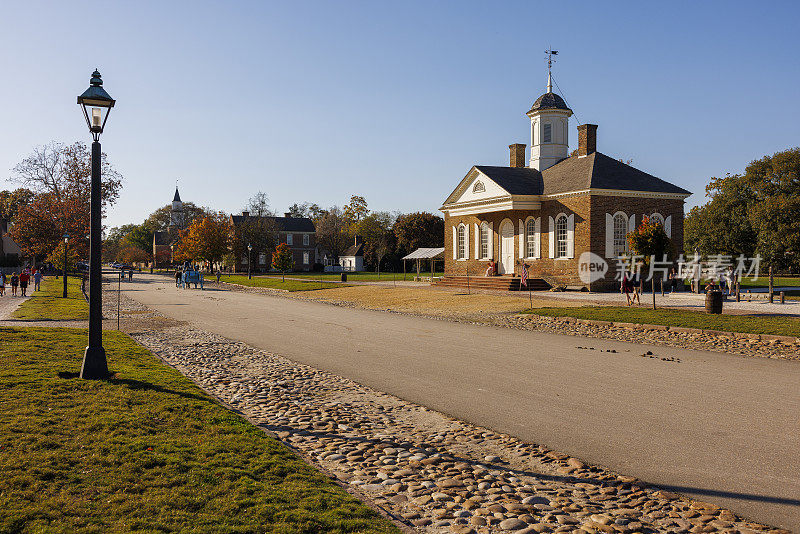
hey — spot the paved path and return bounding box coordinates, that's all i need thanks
[123,274,800,530]
[0,293,29,320]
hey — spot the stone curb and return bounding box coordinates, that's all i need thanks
[536,317,800,345]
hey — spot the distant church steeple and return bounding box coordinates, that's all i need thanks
[526,50,573,171]
[170,185,185,229]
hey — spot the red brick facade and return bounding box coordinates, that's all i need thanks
[444,194,685,290]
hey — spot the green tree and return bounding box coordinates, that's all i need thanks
[46,240,79,273]
[315,206,352,261]
[0,188,35,221]
[356,212,395,272]
[271,242,294,281]
[628,216,673,309]
[343,195,369,225]
[744,148,800,271]
[684,173,756,258]
[393,212,445,253]
[144,202,208,233]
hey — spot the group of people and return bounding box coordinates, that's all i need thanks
[0,268,42,297]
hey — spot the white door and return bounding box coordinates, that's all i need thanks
[499,221,515,274]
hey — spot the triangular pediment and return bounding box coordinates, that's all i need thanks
[442,167,512,207]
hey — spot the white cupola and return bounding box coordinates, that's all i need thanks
[526,71,573,171]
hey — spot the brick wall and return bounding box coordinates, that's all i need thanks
[443,194,685,290]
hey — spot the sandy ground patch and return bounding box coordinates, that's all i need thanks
[293,285,582,317]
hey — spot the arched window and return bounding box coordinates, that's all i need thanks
[650,213,664,227]
[457,225,466,259]
[613,213,628,257]
[526,218,536,258]
[555,215,568,258]
[480,222,489,259]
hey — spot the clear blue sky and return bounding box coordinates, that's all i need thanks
[1,1,798,229]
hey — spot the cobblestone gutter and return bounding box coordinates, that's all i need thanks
[119,322,785,532]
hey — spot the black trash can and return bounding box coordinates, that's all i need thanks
[705,290,723,314]
[340,273,347,282]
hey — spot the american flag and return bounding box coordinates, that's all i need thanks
[521,263,528,288]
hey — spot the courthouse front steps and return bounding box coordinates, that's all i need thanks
[434,275,550,292]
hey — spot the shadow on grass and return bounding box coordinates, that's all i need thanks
[56,371,213,404]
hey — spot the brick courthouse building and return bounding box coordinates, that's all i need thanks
[440,76,691,290]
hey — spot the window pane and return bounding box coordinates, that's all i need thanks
[613,214,628,257]
[556,215,567,258]
[526,219,536,257]
[543,123,552,143]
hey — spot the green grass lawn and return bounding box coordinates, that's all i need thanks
[0,327,398,534]
[218,275,345,292]
[256,272,434,282]
[738,276,800,288]
[524,306,800,337]
[11,275,88,321]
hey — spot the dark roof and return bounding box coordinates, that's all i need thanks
[230,215,315,233]
[540,152,692,195]
[173,188,181,202]
[153,231,176,246]
[528,92,571,113]
[474,166,543,195]
[342,243,363,257]
[462,153,690,198]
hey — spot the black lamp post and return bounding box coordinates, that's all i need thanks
[77,69,115,380]
[62,234,69,298]
[247,244,252,279]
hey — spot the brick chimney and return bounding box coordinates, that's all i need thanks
[577,124,598,157]
[241,211,249,217]
[509,143,526,168]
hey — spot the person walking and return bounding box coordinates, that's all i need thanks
[19,270,30,297]
[175,268,182,288]
[0,272,5,296]
[631,270,641,305]
[33,269,42,292]
[621,271,634,306]
[10,272,19,296]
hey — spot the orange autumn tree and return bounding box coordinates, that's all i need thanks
[9,141,123,263]
[628,215,673,309]
[271,243,294,281]
[180,212,231,269]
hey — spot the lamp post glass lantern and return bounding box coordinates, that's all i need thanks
[63,234,69,298]
[247,244,252,279]
[77,69,115,380]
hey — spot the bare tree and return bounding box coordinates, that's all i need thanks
[12,141,122,206]
[246,191,273,217]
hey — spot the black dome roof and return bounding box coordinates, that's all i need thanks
[528,92,571,113]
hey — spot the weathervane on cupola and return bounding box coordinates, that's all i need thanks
[526,48,573,171]
[545,49,558,93]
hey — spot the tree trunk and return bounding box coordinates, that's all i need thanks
[652,278,656,310]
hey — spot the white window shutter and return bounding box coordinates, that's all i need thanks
[567,214,575,259]
[488,222,493,259]
[534,217,541,258]
[474,223,480,259]
[452,226,457,259]
[548,216,555,258]
[461,224,468,259]
[664,215,672,238]
[628,214,636,233]
[518,220,524,258]
[605,213,614,258]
